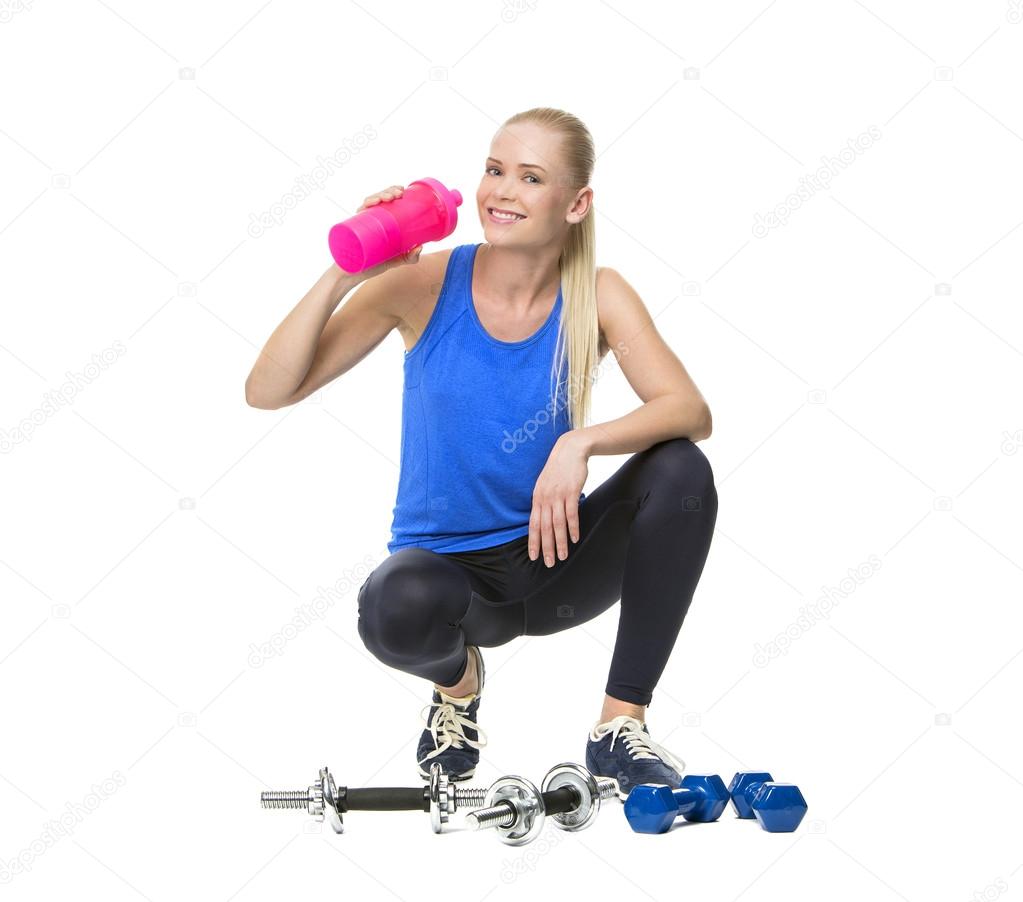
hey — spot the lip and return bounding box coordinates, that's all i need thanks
[487,207,527,223]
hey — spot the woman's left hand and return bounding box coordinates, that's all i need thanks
[528,434,589,567]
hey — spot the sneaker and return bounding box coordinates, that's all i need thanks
[585,714,686,800]
[416,645,487,781]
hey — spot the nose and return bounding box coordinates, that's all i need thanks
[496,173,518,200]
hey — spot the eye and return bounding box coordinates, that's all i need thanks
[485,166,541,184]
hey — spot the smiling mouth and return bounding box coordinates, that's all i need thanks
[487,207,526,222]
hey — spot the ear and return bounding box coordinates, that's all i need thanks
[567,186,593,224]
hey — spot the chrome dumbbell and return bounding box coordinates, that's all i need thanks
[464,762,619,845]
[260,762,487,834]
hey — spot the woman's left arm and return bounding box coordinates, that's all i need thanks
[567,265,712,457]
[528,267,712,566]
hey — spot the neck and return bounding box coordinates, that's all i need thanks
[476,242,562,311]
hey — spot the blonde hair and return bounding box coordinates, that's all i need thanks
[501,107,598,433]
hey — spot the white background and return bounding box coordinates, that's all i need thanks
[2,0,1021,898]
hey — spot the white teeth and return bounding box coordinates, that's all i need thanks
[490,208,524,220]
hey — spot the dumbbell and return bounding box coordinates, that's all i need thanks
[727,771,807,833]
[260,762,488,834]
[622,774,731,833]
[464,762,619,845]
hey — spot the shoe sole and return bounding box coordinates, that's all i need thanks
[418,765,475,781]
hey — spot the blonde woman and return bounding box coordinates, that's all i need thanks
[246,108,717,798]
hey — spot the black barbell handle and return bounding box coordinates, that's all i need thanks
[537,785,581,816]
[340,786,431,812]
[339,783,583,818]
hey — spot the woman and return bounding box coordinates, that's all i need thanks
[245,107,717,799]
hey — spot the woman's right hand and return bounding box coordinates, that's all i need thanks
[350,185,424,281]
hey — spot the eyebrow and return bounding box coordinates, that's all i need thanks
[487,156,547,173]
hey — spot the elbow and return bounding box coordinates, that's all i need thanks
[244,381,264,409]
[245,379,283,410]
[689,404,712,442]
[247,394,286,411]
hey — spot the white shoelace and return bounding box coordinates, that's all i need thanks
[591,714,686,775]
[419,696,488,761]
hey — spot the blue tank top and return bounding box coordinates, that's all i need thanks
[388,242,586,554]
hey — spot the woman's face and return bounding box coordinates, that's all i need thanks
[476,122,577,249]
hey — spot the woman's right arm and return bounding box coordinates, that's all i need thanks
[244,259,421,409]
[245,185,421,410]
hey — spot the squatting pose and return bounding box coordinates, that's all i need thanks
[246,107,718,798]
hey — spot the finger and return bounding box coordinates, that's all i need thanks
[566,494,580,544]
[540,504,556,567]
[552,499,569,560]
[528,503,541,561]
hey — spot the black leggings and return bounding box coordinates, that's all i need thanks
[356,437,718,707]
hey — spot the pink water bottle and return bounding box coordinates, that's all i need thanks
[328,177,463,273]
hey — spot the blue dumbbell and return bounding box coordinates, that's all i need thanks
[727,772,807,833]
[622,775,730,834]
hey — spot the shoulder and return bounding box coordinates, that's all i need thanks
[595,266,650,359]
[421,244,458,279]
[397,245,456,303]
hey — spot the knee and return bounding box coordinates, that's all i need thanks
[357,551,453,661]
[647,437,716,496]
